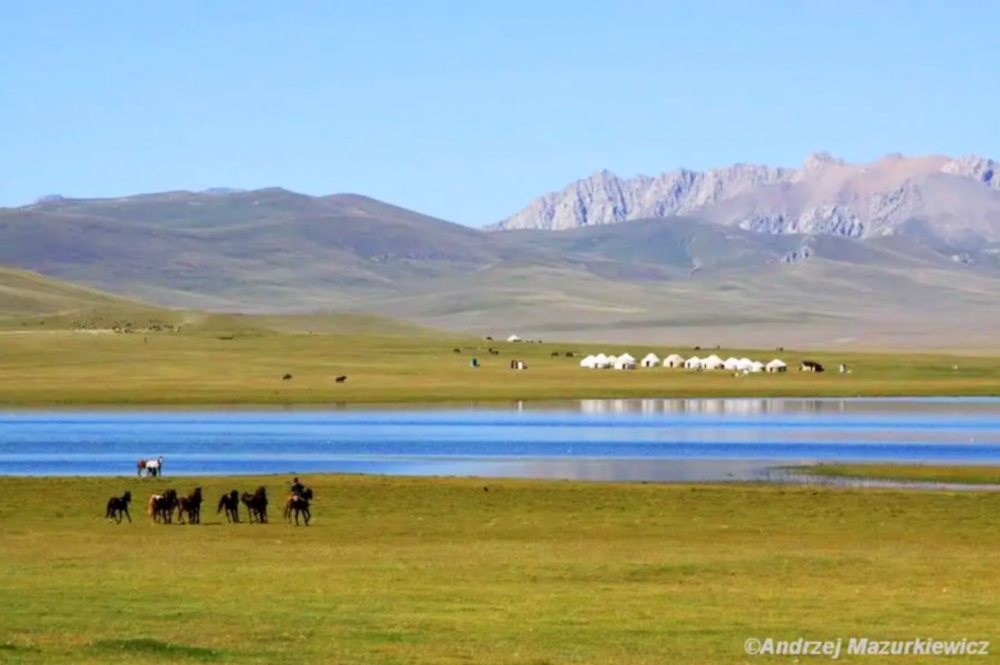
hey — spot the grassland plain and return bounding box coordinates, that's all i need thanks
[2,313,1000,405]
[0,474,998,664]
[798,463,1000,485]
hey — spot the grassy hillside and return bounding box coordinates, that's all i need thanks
[1,475,998,664]
[6,189,1000,348]
[0,267,146,319]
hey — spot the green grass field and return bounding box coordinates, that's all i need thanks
[796,463,1000,485]
[1,317,1000,405]
[1,474,998,664]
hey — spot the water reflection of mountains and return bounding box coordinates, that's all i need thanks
[571,398,1000,416]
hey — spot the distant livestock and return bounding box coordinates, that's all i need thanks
[335,375,347,383]
[282,373,292,380]
[800,360,824,373]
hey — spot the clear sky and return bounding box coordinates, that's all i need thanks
[1,0,997,225]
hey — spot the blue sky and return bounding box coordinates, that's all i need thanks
[1,1,997,225]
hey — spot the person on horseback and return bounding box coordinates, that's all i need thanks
[290,477,305,499]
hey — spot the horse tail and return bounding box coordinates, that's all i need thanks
[146,495,157,516]
[105,499,114,519]
[217,495,226,513]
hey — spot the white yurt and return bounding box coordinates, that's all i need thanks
[507,334,521,342]
[684,356,703,370]
[579,355,598,369]
[640,353,660,368]
[749,361,765,373]
[593,353,611,369]
[702,355,725,370]
[614,353,637,370]
[663,354,685,368]
[737,358,754,372]
[766,359,788,373]
[723,357,741,371]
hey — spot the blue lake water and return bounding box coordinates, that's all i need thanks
[3,398,1000,487]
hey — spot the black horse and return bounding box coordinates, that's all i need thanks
[105,490,132,523]
[241,487,269,523]
[178,487,203,524]
[217,490,240,523]
[283,487,314,526]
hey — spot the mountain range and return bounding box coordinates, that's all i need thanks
[3,152,1000,350]
[491,152,1000,247]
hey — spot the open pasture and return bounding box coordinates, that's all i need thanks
[2,318,1000,405]
[1,473,999,664]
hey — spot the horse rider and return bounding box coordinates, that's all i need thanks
[290,477,305,499]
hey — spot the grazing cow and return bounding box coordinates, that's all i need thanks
[282,373,292,380]
[453,348,461,353]
[335,375,347,383]
[551,351,560,357]
[800,360,825,373]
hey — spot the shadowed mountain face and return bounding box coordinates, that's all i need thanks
[4,176,1000,350]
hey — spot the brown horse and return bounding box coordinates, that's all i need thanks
[105,490,132,523]
[217,490,240,523]
[147,488,179,523]
[177,487,203,524]
[283,487,314,526]
[241,487,269,523]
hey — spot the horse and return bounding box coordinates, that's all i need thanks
[105,490,132,523]
[177,487,203,524]
[241,487,268,523]
[147,488,179,523]
[335,375,347,383]
[217,490,240,523]
[138,455,164,478]
[283,487,314,526]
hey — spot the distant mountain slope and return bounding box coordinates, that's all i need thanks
[0,267,139,319]
[5,184,1000,349]
[490,153,1000,245]
[0,189,534,311]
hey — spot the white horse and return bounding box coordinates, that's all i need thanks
[138,455,164,478]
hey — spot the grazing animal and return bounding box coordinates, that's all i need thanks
[217,490,240,523]
[800,360,825,373]
[138,455,164,478]
[488,348,499,355]
[335,375,347,383]
[551,351,560,357]
[453,348,461,353]
[177,487,203,524]
[105,490,132,523]
[282,373,292,380]
[284,487,314,526]
[565,352,574,358]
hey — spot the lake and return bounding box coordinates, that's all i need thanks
[3,397,1000,487]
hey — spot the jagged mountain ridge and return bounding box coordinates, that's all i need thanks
[490,152,1000,244]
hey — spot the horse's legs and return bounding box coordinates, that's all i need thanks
[124,506,132,523]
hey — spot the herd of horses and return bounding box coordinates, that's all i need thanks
[104,484,315,526]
